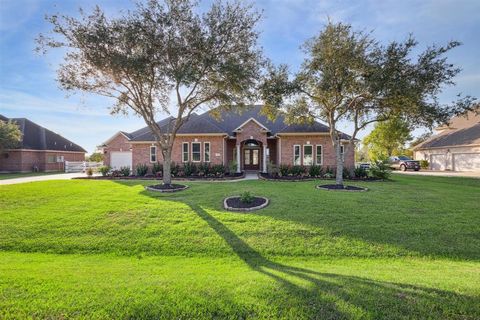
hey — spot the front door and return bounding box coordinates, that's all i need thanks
[244,148,260,170]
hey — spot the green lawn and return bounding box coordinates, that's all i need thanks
[0,175,479,319]
[0,172,63,180]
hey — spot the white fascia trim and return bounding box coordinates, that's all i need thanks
[234,118,270,132]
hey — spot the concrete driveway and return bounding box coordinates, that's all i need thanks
[0,172,91,185]
[394,170,480,178]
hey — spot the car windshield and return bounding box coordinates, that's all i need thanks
[398,156,412,160]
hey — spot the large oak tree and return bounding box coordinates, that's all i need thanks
[37,0,264,185]
[261,22,476,185]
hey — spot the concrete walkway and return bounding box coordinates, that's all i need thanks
[0,172,91,185]
[394,170,480,178]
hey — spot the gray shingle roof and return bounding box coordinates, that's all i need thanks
[0,114,87,153]
[128,105,351,141]
[415,123,480,149]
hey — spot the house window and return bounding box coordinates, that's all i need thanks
[316,145,323,165]
[340,145,345,160]
[150,146,157,163]
[47,155,56,163]
[293,145,301,165]
[192,142,201,162]
[204,142,210,162]
[182,143,189,162]
[303,145,313,165]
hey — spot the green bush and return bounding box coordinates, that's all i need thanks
[119,166,131,177]
[98,166,110,177]
[279,165,290,177]
[228,160,238,174]
[183,162,197,176]
[290,165,306,177]
[267,161,279,176]
[136,164,148,176]
[368,160,391,180]
[240,191,254,204]
[308,165,322,177]
[170,162,180,176]
[342,167,353,180]
[86,167,94,177]
[198,162,210,176]
[151,162,162,176]
[354,166,368,179]
[420,160,429,169]
[324,166,335,179]
[211,164,226,176]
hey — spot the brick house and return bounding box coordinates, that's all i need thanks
[0,115,86,172]
[102,105,354,173]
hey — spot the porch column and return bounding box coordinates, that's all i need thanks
[262,144,267,173]
[236,144,241,173]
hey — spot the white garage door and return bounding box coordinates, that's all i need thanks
[453,153,480,172]
[430,154,446,171]
[110,151,132,169]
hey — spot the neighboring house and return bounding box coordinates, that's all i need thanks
[0,115,86,172]
[413,110,480,172]
[102,105,354,173]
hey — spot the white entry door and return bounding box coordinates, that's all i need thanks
[110,151,132,169]
[453,153,480,172]
[430,154,446,171]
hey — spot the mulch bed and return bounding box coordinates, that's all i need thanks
[145,184,189,193]
[224,196,269,212]
[259,173,383,182]
[316,184,368,192]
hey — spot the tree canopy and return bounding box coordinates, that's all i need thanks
[37,0,264,185]
[261,21,476,185]
[0,120,22,152]
[363,117,412,160]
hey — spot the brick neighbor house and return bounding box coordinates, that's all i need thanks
[0,114,86,172]
[102,105,354,173]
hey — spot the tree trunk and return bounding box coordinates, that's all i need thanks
[334,138,344,186]
[162,148,172,186]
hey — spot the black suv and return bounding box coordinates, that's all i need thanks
[388,156,420,171]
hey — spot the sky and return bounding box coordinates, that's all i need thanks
[1,0,479,154]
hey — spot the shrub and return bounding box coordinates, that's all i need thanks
[343,167,353,180]
[228,160,238,174]
[239,191,254,204]
[309,165,322,177]
[183,162,197,176]
[368,160,391,180]
[354,166,368,179]
[290,165,306,177]
[324,166,335,179]
[420,160,429,169]
[211,164,226,176]
[119,166,131,177]
[170,162,180,176]
[198,162,210,176]
[111,170,123,177]
[136,163,148,176]
[279,165,290,177]
[152,162,163,176]
[86,167,94,177]
[98,166,110,177]
[267,161,279,177]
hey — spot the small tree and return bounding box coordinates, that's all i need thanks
[261,22,476,186]
[0,120,22,152]
[37,0,263,186]
[363,117,412,159]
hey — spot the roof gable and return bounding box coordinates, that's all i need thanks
[234,117,270,132]
[415,123,480,150]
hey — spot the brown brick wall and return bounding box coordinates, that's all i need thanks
[131,135,226,170]
[0,150,85,172]
[278,135,354,168]
[235,120,268,146]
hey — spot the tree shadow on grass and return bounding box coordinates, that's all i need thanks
[182,203,480,319]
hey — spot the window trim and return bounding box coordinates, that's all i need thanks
[340,145,345,161]
[293,144,301,165]
[191,142,201,162]
[315,145,323,165]
[303,144,313,166]
[204,142,211,163]
[150,145,157,163]
[182,142,189,163]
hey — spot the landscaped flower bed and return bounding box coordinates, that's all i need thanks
[224,192,269,212]
[77,162,244,181]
